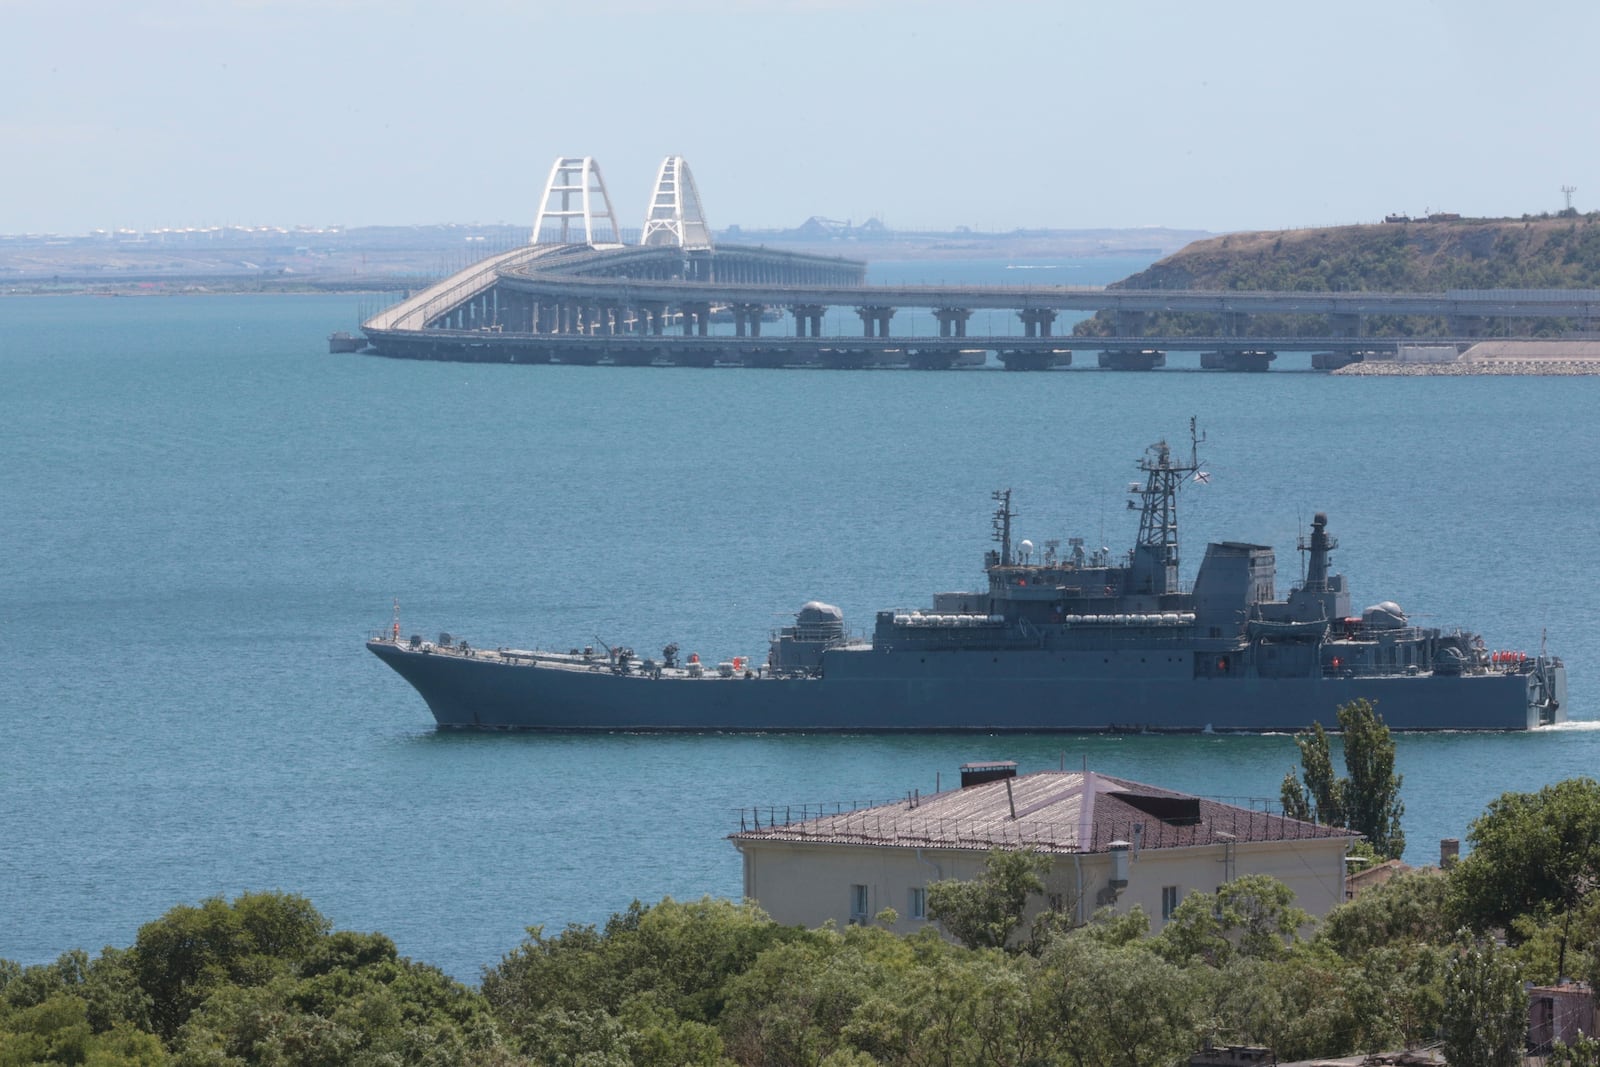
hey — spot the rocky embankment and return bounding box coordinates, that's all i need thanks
[1334,341,1600,375]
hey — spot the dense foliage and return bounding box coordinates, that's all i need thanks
[7,780,1600,1065]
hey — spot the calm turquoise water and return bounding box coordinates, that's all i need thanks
[4,278,1599,983]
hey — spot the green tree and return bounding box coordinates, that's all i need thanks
[1281,721,1343,827]
[1037,931,1200,1067]
[1156,876,1309,968]
[1450,777,1600,944]
[483,896,797,1058]
[1281,699,1404,859]
[925,848,1052,952]
[1441,937,1527,1067]
[1316,870,1453,960]
[1550,1034,1600,1067]
[0,994,167,1067]
[131,891,330,1041]
[1340,699,1406,859]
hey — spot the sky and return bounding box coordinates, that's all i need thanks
[3,0,1598,236]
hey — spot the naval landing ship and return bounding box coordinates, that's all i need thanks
[368,427,1566,732]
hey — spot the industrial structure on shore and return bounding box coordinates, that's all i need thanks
[355,157,1600,371]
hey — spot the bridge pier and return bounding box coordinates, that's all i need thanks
[791,304,826,338]
[856,305,895,338]
[908,347,959,370]
[999,349,1058,371]
[1018,308,1057,338]
[934,308,973,338]
[1200,349,1277,372]
[732,303,765,338]
[1099,349,1165,371]
[679,302,711,337]
[635,301,668,335]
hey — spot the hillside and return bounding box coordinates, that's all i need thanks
[1075,213,1600,339]
[1119,214,1600,291]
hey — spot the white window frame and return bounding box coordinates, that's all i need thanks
[850,883,870,922]
[908,886,927,920]
[1161,884,1181,921]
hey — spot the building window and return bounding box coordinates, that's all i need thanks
[1161,885,1181,920]
[908,887,926,920]
[850,884,870,922]
[1047,892,1065,913]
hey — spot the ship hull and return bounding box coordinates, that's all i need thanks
[368,640,1565,732]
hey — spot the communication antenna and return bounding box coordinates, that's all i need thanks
[1562,185,1578,211]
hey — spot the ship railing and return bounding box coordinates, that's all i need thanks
[1319,658,1532,678]
[1328,625,1436,644]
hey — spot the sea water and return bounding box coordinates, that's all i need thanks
[4,272,1599,982]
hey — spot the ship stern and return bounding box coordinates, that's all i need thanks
[1530,656,1569,727]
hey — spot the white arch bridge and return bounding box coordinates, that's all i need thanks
[359,156,1600,371]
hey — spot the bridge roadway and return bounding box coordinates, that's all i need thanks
[360,243,1600,369]
[498,267,1600,320]
[365,328,1484,369]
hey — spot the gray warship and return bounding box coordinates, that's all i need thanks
[369,424,1566,731]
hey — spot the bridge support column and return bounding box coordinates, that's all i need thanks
[732,304,764,338]
[680,302,711,338]
[791,304,826,338]
[934,308,973,338]
[638,302,667,336]
[857,305,894,337]
[1018,308,1057,338]
[1114,309,1147,336]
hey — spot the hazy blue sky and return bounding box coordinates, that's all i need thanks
[5,0,1597,235]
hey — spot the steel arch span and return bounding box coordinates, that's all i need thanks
[642,156,713,251]
[532,157,624,248]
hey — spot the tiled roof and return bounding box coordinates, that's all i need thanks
[731,771,1355,855]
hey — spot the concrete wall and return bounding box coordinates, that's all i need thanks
[735,836,1348,937]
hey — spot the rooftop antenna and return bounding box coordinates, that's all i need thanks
[1562,185,1578,211]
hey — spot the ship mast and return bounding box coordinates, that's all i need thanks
[1129,418,1202,594]
[1298,512,1338,592]
[991,488,1015,567]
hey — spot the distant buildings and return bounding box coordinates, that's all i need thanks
[731,763,1356,936]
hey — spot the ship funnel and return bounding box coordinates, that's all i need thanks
[960,761,1017,788]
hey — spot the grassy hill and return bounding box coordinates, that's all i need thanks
[1075,213,1600,339]
[1120,214,1600,291]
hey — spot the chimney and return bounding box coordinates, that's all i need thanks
[960,761,1018,788]
[1440,838,1460,869]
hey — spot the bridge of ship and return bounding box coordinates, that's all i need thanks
[361,156,1600,369]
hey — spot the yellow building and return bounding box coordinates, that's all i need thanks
[730,764,1356,934]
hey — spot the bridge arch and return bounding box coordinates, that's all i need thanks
[641,156,713,251]
[532,157,623,248]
